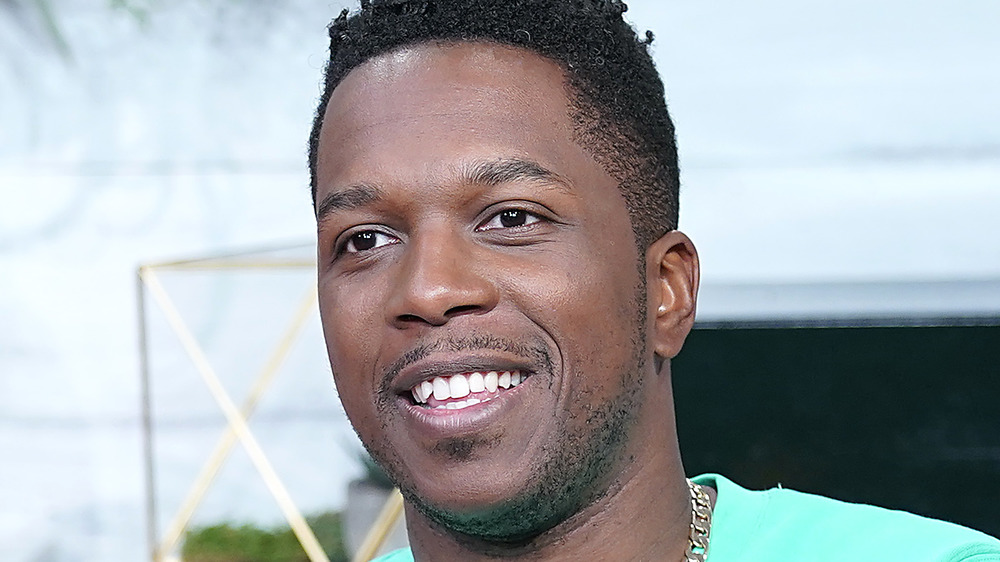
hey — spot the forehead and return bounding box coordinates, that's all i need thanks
[316,42,602,194]
[335,40,570,104]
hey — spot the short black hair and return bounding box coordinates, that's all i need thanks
[308,0,679,248]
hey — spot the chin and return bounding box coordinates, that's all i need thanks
[401,477,578,545]
[396,392,639,545]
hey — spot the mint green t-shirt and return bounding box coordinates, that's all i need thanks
[693,474,1000,561]
[372,473,1000,561]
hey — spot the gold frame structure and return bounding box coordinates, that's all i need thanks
[136,245,404,562]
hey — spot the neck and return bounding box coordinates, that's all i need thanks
[404,362,691,561]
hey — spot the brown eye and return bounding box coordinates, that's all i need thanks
[500,210,527,227]
[343,231,398,254]
[479,209,542,231]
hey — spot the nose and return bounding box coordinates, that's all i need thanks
[387,228,499,328]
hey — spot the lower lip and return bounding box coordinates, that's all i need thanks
[398,378,531,437]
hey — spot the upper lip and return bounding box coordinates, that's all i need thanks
[390,353,537,395]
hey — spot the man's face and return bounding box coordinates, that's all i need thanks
[315,42,652,538]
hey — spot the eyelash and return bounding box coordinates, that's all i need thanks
[476,208,543,232]
[338,230,399,256]
[335,207,546,258]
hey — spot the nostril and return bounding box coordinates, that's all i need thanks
[395,304,488,327]
[388,256,499,326]
[445,304,482,318]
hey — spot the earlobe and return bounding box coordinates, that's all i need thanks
[648,231,700,359]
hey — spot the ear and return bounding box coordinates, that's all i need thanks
[647,231,700,359]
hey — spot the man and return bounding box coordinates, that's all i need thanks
[308,1,1000,560]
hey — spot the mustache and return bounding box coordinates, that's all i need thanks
[378,333,554,395]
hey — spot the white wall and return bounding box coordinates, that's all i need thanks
[629,0,1000,282]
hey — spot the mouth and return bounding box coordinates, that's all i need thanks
[409,370,527,411]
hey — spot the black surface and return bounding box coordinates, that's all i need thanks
[673,323,1000,538]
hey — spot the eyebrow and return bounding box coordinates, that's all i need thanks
[315,182,382,224]
[315,158,571,224]
[462,158,572,191]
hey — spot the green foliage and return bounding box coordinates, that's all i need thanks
[182,511,349,562]
[308,512,351,562]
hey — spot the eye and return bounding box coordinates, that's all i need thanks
[342,230,399,254]
[478,209,542,231]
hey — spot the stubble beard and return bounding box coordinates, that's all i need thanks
[355,276,650,548]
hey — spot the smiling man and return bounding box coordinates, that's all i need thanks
[307,1,1000,561]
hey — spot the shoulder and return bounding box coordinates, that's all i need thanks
[764,487,1000,561]
[694,474,1000,562]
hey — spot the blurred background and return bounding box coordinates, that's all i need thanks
[1,0,998,560]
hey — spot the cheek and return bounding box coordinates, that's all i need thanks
[504,243,642,384]
[323,305,389,451]
[319,276,386,400]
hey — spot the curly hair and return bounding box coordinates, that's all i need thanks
[308,0,679,248]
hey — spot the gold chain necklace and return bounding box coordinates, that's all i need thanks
[683,479,713,562]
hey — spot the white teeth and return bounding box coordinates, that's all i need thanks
[449,373,471,399]
[468,372,486,393]
[411,370,527,406]
[432,377,450,401]
[436,397,484,411]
